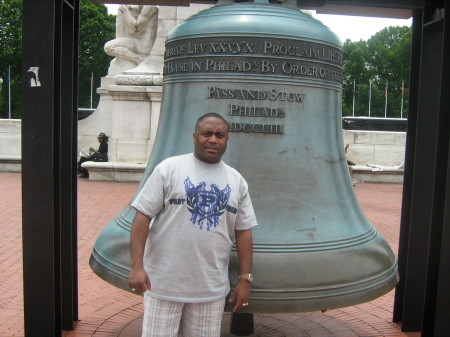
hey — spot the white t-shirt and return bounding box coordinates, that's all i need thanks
[132,153,258,303]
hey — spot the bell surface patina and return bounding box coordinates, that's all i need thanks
[90,0,398,313]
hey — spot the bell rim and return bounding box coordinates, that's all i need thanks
[167,2,342,47]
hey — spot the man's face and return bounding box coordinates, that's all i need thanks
[193,117,229,164]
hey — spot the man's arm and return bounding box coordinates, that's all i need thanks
[229,229,253,312]
[128,210,152,293]
[136,6,158,28]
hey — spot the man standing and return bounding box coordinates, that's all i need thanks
[128,113,257,337]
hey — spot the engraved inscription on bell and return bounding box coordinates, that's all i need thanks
[164,37,343,82]
[163,36,338,135]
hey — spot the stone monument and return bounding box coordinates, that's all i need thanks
[105,5,159,76]
[78,4,212,181]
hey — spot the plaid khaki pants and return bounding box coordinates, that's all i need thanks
[142,293,225,337]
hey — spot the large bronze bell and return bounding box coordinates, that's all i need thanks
[90,0,398,313]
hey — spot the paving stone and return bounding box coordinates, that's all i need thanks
[0,173,421,336]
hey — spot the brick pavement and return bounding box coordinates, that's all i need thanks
[0,172,420,337]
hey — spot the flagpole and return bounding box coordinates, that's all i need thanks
[352,80,356,117]
[368,80,372,118]
[384,80,388,118]
[90,72,93,109]
[8,65,11,119]
[401,80,405,118]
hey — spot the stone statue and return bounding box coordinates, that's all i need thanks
[105,5,159,76]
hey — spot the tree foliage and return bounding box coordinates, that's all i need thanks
[0,4,412,119]
[0,0,115,118]
[342,26,412,118]
[0,0,22,118]
[78,0,115,108]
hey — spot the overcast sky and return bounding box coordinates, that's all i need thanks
[312,12,412,42]
[105,4,412,42]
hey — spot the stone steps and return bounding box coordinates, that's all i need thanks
[350,164,404,184]
[80,161,404,184]
[81,161,146,182]
[0,155,21,172]
[1,157,404,183]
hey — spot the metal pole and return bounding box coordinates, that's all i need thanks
[401,80,405,118]
[352,79,356,117]
[393,11,423,325]
[399,5,448,332]
[90,72,93,109]
[22,0,79,334]
[384,80,388,118]
[8,65,11,119]
[369,80,372,117]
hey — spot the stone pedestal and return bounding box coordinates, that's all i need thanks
[78,78,162,166]
[108,85,162,163]
[77,4,212,172]
[81,161,146,182]
[0,120,22,172]
[343,129,406,166]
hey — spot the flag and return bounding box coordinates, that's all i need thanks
[8,66,11,119]
[384,80,389,118]
[368,80,372,117]
[400,80,405,119]
[90,72,94,109]
[352,80,356,117]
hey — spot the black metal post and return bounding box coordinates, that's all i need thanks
[71,0,80,325]
[59,0,79,330]
[421,1,450,335]
[399,3,449,333]
[230,312,254,336]
[393,9,423,324]
[431,146,450,336]
[22,0,79,335]
[430,4,450,335]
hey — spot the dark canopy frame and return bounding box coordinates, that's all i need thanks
[21,0,449,336]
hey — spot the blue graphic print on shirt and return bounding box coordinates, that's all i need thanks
[184,177,231,231]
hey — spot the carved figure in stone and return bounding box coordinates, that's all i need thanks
[105,5,158,76]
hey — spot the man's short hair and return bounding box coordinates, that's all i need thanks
[195,113,229,131]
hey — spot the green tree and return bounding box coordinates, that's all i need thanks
[78,0,115,108]
[342,26,411,118]
[342,39,370,116]
[367,26,411,118]
[0,0,114,118]
[0,0,22,119]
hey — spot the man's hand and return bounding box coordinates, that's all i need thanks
[228,280,250,312]
[230,229,253,311]
[128,266,151,294]
[129,211,152,294]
